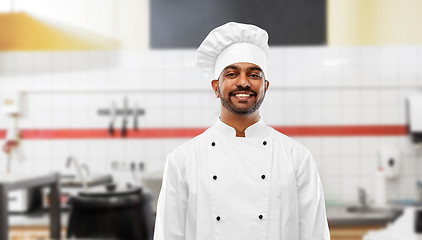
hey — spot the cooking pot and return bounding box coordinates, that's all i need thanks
[78,183,141,197]
[67,183,153,240]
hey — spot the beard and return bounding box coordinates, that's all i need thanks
[218,86,265,115]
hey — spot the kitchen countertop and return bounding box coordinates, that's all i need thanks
[326,205,403,227]
[9,205,403,228]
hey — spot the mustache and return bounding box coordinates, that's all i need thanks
[228,87,257,96]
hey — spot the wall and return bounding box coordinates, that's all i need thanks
[1,46,422,207]
[328,0,422,45]
[4,0,422,49]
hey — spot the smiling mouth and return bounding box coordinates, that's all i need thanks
[234,93,253,97]
[230,91,256,98]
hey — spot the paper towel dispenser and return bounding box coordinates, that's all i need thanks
[406,95,422,144]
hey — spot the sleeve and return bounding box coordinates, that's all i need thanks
[153,152,188,240]
[296,150,331,240]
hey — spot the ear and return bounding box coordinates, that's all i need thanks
[264,80,269,91]
[211,80,220,98]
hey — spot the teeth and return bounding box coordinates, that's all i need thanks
[235,94,250,97]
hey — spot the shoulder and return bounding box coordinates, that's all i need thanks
[167,128,212,165]
[173,128,211,153]
[268,126,310,154]
[267,126,313,168]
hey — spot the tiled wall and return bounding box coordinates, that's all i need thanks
[1,46,422,207]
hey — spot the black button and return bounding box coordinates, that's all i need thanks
[213,175,217,180]
[216,216,221,221]
[211,142,215,146]
[259,215,263,219]
[261,175,266,179]
[263,141,267,146]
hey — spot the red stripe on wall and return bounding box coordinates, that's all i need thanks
[0,130,5,139]
[0,125,408,139]
[18,128,208,139]
[273,125,408,136]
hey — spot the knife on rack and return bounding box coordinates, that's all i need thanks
[108,101,116,136]
[121,97,128,137]
[133,102,139,131]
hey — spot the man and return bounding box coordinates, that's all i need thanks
[154,22,330,240]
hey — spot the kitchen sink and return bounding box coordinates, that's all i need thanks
[326,205,404,226]
[344,205,404,222]
[346,206,399,214]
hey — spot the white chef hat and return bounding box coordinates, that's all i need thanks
[196,22,269,80]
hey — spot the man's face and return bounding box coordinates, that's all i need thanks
[212,62,269,115]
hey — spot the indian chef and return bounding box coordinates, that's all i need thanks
[153,22,331,240]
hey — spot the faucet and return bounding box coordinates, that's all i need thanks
[358,187,368,209]
[66,156,88,188]
[80,163,90,177]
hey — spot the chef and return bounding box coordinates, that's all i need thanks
[153,22,330,240]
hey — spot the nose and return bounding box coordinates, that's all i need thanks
[235,72,250,88]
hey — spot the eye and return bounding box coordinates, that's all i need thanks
[249,73,262,79]
[225,72,237,78]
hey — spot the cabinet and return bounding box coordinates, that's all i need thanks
[9,226,66,240]
[330,225,383,240]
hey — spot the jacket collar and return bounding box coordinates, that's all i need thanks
[214,117,267,138]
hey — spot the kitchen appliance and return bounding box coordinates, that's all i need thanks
[66,184,154,240]
[41,173,113,210]
[378,146,400,179]
[416,208,422,240]
[406,95,422,145]
[8,187,41,213]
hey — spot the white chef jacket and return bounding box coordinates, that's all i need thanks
[154,118,330,240]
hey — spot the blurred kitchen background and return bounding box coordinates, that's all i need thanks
[1,0,422,239]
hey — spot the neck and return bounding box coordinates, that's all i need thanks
[220,107,260,137]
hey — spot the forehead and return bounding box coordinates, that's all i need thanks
[223,62,263,71]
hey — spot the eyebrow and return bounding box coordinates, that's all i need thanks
[248,66,263,72]
[223,65,263,72]
[223,65,239,71]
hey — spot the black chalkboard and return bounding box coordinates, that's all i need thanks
[150,0,326,48]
